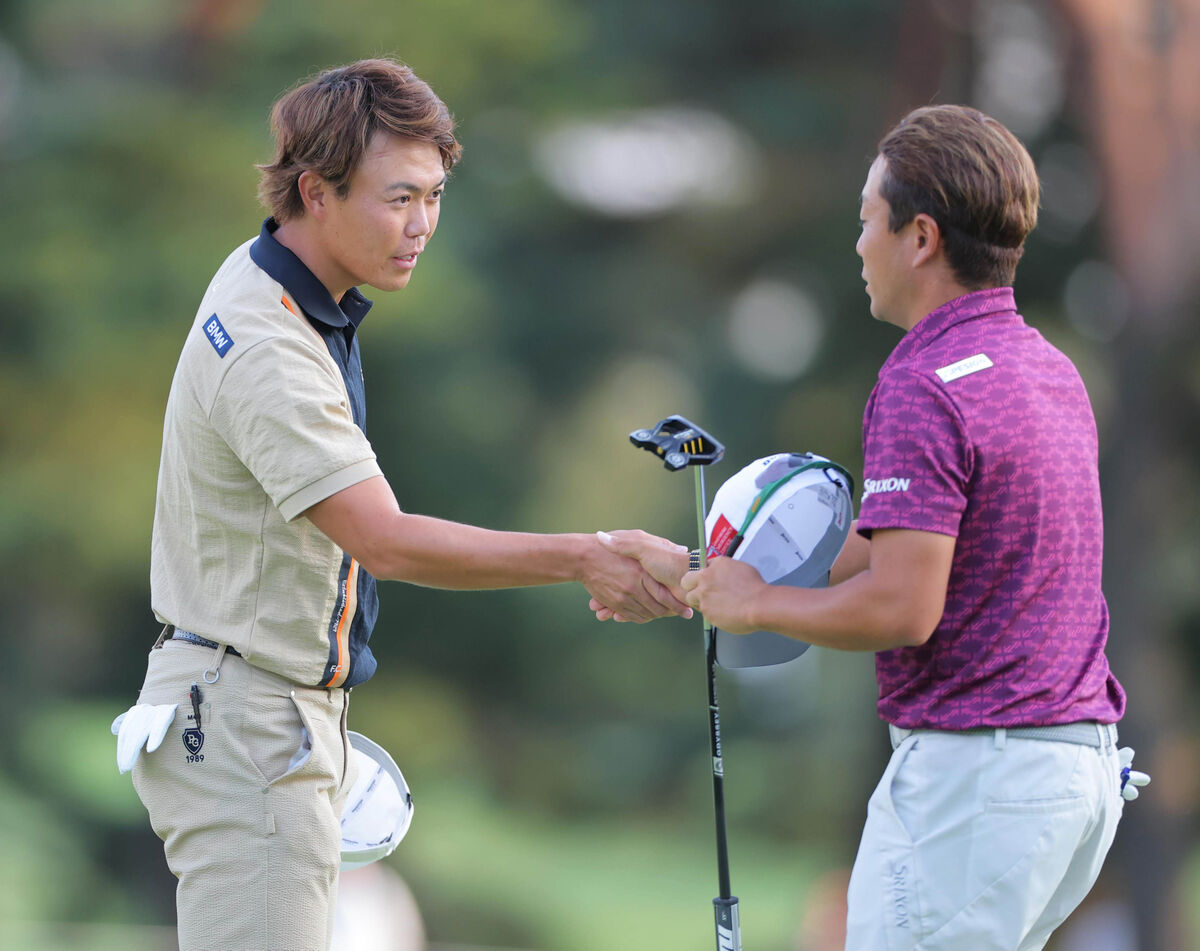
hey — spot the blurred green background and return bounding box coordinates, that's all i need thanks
[2,0,1198,948]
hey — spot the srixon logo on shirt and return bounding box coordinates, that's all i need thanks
[861,476,911,502]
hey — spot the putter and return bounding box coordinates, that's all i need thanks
[629,415,741,951]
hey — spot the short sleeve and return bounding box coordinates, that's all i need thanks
[209,336,382,521]
[857,369,971,538]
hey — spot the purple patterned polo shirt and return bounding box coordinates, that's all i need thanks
[857,287,1125,729]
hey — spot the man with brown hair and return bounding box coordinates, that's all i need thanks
[125,58,688,951]
[601,105,1135,948]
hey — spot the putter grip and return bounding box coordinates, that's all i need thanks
[713,897,742,951]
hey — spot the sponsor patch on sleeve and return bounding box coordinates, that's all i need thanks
[935,353,992,383]
[203,314,234,358]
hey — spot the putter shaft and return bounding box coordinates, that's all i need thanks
[695,463,735,903]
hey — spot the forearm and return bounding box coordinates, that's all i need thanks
[363,512,592,589]
[307,477,692,621]
[829,521,870,585]
[306,477,594,589]
[693,529,953,650]
[745,568,938,652]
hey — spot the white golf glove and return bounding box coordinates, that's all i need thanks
[1118,746,1151,801]
[111,704,178,774]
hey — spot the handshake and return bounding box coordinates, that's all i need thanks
[582,529,766,635]
[580,449,856,635]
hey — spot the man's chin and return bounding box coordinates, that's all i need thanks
[368,272,414,293]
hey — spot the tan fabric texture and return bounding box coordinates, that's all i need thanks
[150,238,382,685]
[132,640,356,951]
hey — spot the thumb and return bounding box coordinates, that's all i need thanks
[596,530,632,556]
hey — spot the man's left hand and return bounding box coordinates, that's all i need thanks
[680,556,767,634]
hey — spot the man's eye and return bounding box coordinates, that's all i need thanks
[430,189,443,200]
[391,195,410,205]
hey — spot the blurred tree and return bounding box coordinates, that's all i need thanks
[1055,1,1200,948]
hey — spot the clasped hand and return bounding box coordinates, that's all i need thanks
[581,529,693,622]
[589,529,766,632]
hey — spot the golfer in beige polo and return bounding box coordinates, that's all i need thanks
[125,58,690,951]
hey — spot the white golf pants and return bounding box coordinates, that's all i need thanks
[845,725,1124,950]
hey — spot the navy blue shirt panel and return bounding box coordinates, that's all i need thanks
[249,218,380,689]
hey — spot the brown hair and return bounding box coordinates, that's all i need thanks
[877,105,1039,289]
[257,58,462,222]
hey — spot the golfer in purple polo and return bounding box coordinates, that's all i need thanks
[666,106,1139,949]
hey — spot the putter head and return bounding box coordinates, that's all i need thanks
[630,415,725,470]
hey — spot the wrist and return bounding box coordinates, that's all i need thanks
[568,533,600,584]
[737,576,771,632]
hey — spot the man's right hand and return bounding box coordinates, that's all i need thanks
[590,530,692,622]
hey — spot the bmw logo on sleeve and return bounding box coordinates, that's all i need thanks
[203,313,234,357]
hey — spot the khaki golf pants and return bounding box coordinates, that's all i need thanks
[132,639,354,951]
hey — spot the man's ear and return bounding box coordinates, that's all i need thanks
[296,170,331,219]
[911,213,942,267]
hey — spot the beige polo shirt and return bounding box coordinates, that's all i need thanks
[151,230,383,687]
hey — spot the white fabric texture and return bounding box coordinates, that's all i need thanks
[845,729,1124,950]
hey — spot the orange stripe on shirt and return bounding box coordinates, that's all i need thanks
[324,559,359,688]
[281,295,298,315]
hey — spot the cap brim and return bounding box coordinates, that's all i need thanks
[715,628,810,668]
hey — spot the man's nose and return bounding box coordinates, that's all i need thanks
[405,206,430,237]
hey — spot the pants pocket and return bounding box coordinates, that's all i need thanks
[985,794,1086,815]
[912,793,1093,949]
[873,735,922,844]
[243,692,316,786]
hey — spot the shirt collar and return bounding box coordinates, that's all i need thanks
[880,287,1017,375]
[249,218,373,330]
